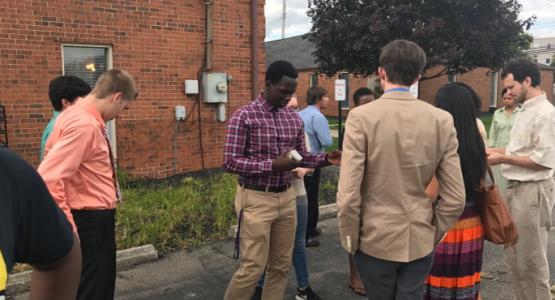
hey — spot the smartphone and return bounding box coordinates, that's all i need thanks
[287,149,303,161]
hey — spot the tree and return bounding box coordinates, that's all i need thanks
[307,0,534,80]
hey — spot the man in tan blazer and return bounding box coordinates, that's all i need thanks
[337,39,466,300]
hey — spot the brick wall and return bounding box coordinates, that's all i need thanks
[0,0,265,178]
[300,66,554,119]
[540,70,555,102]
[420,67,555,109]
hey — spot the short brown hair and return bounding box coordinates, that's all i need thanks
[379,39,426,86]
[92,69,138,101]
[306,86,327,105]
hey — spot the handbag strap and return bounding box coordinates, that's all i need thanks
[486,166,495,185]
[480,166,495,189]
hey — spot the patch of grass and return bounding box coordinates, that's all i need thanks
[319,173,339,205]
[326,116,339,127]
[325,137,339,152]
[116,173,237,253]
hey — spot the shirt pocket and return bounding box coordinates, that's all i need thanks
[249,119,277,154]
[494,119,507,131]
[275,116,301,149]
[88,141,113,176]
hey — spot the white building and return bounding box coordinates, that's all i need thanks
[527,37,555,65]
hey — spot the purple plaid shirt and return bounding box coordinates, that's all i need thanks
[223,95,327,187]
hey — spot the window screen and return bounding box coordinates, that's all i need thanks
[63,46,109,87]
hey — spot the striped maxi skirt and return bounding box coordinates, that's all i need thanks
[423,204,484,300]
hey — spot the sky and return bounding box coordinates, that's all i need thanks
[264,0,555,41]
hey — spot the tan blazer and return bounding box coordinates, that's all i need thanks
[337,91,466,263]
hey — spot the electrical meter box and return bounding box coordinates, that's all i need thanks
[202,72,228,103]
[175,106,186,120]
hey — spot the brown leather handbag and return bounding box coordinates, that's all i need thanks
[476,167,519,247]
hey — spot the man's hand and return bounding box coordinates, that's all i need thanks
[292,167,312,178]
[272,153,302,171]
[486,147,505,155]
[487,151,506,166]
[325,150,342,166]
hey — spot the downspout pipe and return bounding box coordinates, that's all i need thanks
[251,0,259,99]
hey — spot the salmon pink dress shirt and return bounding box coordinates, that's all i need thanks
[38,100,117,232]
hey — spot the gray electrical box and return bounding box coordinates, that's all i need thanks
[202,72,228,103]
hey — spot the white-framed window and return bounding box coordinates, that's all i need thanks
[310,73,319,87]
[546,58,551,65]
[61,45,118,157]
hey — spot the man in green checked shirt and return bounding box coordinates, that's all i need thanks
[40,76,91,160]
[488,87,521,190]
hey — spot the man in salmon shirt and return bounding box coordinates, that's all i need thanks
[38,69,138,300]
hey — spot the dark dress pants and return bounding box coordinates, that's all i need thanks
[353,250,434,300]
[303,167,321,238]
[73,209,116,300]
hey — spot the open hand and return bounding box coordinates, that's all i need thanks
[292,167,312,178]
[487,151,505,166]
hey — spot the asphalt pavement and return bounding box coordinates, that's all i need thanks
[111,217,555,300]
[10,214,555,299]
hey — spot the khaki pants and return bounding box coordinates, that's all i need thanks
[492,164,508,191]
[503,179,555,300]
[224,185,297,300]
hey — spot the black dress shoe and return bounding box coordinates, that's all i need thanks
[305,238,320,247]
[312,227,322,237]
[308,227,322,238]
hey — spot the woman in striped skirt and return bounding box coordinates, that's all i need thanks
[423,83,487,300]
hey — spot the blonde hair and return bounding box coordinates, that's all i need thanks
[92,69,138,101]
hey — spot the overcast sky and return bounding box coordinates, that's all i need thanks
[265,0,555,41]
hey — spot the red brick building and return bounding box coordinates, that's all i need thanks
[266,35,555,117]
[0,0,265,178]
[420,66,555,112]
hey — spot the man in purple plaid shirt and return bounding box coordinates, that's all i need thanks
[223,60,341,300]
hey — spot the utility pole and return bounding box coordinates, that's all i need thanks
[281,0,286,39]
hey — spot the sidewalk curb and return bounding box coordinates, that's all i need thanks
[7,244,158,295]
[319,203,337,220]
[227,203,338,239]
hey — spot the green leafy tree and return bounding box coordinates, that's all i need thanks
[307,0,534,80]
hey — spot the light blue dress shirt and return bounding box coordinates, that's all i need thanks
[299,105,333,153]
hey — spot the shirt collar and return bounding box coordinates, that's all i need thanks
[500,105,521,113]
[52,110,60,117]
[258,94,276,112]
[76,100,106,128]
[521,92,547,111]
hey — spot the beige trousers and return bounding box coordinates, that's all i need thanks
[224,185,297,300]
[503,179,555,300]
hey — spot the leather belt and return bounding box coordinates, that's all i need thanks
[240,183,290,193]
